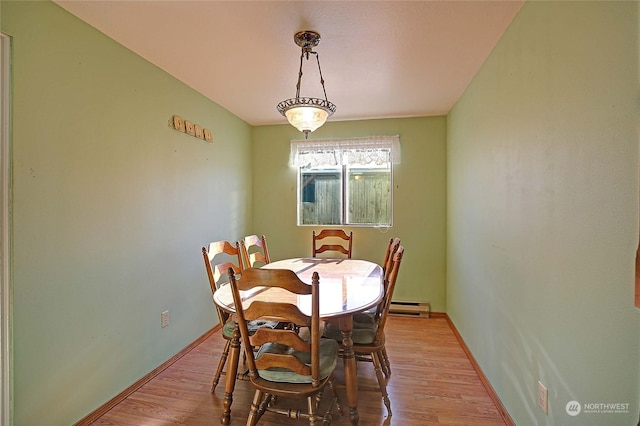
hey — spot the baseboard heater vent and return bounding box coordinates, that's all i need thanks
[389,301,430,318]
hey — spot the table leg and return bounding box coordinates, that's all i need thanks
[220,322,241,425]
[339,316,359,425]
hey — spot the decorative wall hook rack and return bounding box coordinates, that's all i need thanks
[169,115,213,143]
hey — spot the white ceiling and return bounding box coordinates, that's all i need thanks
[53,0,524,126]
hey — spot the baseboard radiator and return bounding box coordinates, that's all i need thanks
[389,301,430,318]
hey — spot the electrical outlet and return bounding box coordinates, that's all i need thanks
[537,381,548,414]
[161,310,169,328]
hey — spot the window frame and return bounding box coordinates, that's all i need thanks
[292,136,399,227]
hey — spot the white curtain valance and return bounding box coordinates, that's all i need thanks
[289,135,401,168]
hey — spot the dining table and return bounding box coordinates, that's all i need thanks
[212,257,384,425]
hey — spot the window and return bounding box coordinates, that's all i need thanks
[290,136,400,226]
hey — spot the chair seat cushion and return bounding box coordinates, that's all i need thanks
[256,338,338,384]
[323,321,378,345]
[222,320,279,339]
[352,312,376,325]
[222,321,236,338]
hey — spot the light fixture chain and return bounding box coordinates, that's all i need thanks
[295,51,305,99]
[314,52,329,102]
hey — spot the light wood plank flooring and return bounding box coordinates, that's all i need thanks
[92,316,507,425]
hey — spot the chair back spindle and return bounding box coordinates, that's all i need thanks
[382,237,401,281]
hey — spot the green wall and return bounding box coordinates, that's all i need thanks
[7,0,637,425]
[448,1,639,425]
[1,1,252,424]
[252,117,447,310]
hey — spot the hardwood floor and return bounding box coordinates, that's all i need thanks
[91,316,507,425]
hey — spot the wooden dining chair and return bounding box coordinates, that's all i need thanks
[323,245,404,416]
[201,240,278,393]
[228,267,342,425]
[240,234,270,269]
[353,237,400,321]
[356,236,401,376]
[353,237,400,322]
[312,229,353,258]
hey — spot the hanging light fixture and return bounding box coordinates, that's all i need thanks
[277,30,336,139]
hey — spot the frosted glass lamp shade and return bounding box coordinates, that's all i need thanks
[285,106,329,134]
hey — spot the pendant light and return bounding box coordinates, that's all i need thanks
[276,31,336,139]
